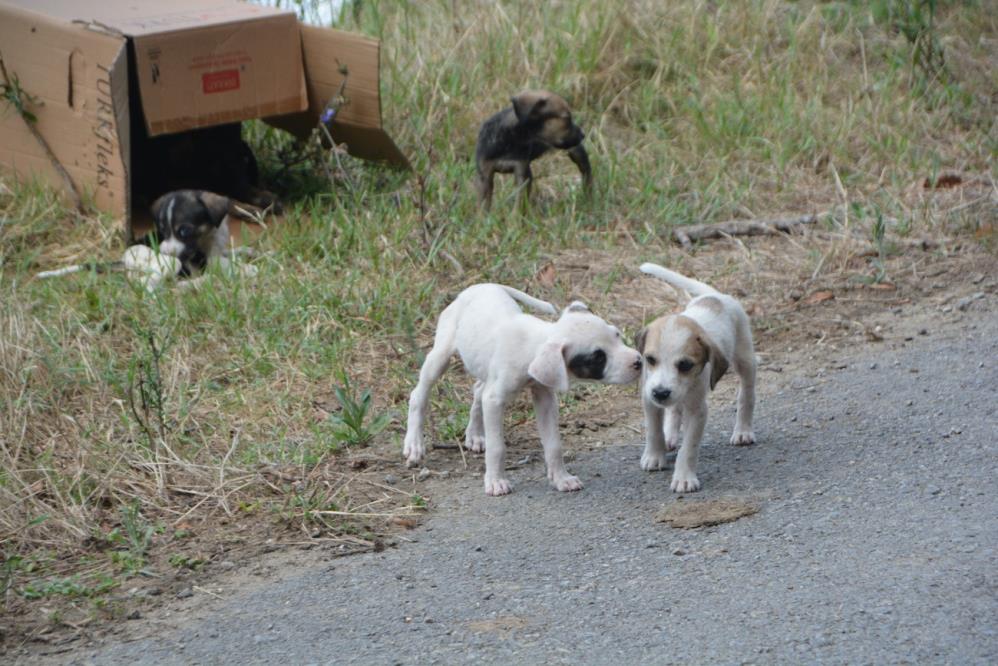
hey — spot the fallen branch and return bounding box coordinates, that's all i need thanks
[0,52,84,213]
[671,214,823,249]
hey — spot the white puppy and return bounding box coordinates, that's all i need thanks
[404,283,643,496]
[636,263,757,493]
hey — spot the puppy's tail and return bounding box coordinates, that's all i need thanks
[639,262,719,301]
[36,262,123,279]
[500,285,558,316]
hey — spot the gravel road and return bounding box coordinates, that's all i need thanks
[71,304,997,665]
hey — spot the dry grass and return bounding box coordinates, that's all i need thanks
[1,0,995,645]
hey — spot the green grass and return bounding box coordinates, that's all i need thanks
[1,0,995,613]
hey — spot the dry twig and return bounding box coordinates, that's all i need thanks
[670,214,824,249]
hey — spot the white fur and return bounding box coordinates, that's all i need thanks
[123,245,182,292]
[638,262,757,493]
[403,284,642,496]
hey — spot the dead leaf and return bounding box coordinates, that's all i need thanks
[867,282,896,290]
[391,517,419,529]
[655,499,758,528]
[536,262,557,288]
[804,290,835,305]
[923,172,963,189]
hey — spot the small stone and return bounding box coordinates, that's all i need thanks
[868,362,877,370]
[438,470,450,479]
[474,545,483,552]
[417,468,431,482]
[218,560,236,571]
[127,610,142,620]
[176,587,194,599]
[918,328,928,336]
[928,486,942,496]
[672,548,686,556]
[384,474,399,485]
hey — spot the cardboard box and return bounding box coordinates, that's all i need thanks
[0,0,408,235]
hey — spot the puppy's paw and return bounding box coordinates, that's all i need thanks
[640,450,669,471]
[402,433,424,467]
[730,430,755,446]
[670,469,701,493]
[551,474,583,492]
[463,432,486,453]
[484,477,513,496]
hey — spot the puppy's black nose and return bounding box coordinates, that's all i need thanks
[652,387,671,403]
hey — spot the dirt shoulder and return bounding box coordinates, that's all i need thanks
[5,222,996,659]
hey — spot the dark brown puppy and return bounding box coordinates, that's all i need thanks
[475,90,592,210]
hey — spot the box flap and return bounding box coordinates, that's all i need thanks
[267,24,409,169]
[0,1,130,218]
[0,0,289,37]
[131,12,307,135]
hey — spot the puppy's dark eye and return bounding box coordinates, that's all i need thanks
[645,355,658,367]
[676,359,694,373]
[177,226,194,241]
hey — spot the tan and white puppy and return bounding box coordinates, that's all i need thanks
[636,263,757,493]
[404,284,643,496]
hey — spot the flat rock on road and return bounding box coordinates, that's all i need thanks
[72,305,997,665]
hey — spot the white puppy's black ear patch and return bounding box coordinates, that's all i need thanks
[564,301,590,314]
[567,348,606,381]
[528,340,570,392]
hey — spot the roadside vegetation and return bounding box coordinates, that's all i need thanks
[1,0,994,642]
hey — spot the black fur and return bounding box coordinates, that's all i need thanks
[140,190,231,277]
[475,108,584,167]
[568,348,607,381]
[475,91,592,210]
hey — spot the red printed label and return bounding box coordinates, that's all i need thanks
[202,69,240,94]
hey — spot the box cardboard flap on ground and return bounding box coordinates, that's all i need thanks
[0,0,408,240]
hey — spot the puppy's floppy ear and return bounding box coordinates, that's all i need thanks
[564,301,590,314]
[528,340,570,392]
[511,91,547,122]
[701,338,729,390]
[634,327,648,354]
[198,191,231,227]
